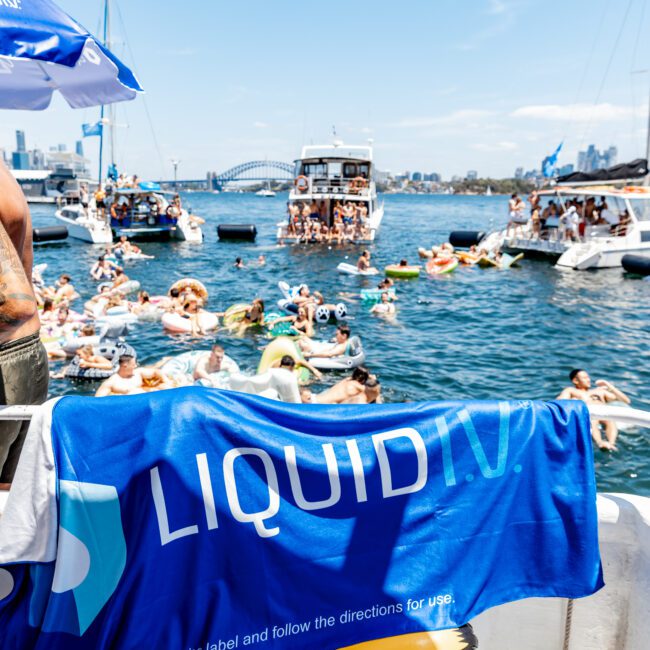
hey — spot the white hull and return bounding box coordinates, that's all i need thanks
[557,239,650,269]
[474,492,650,650]
[55,209,113,244]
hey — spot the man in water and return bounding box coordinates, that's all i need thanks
[95,355,175,397]
[193,344,229,382]
[557,369,630,451]
[301,324,352,359]
[313,367,370,404]
[370,292,396,316]
[357,250,375,272]
[0,160,49,483]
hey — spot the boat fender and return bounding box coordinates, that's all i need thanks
[33,226,68,243]
[217,224,257,241]
[622,254,650,277]
[449,230,486,249]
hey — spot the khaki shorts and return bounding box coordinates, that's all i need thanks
[0,332,49,483]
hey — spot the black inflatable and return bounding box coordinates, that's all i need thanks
[622,254,650,277]
[449,230,485,249]
[217,224,257,241]
[33,226,68,243]
[65,341,136,381]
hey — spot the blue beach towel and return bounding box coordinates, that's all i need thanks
[0,389,602,648]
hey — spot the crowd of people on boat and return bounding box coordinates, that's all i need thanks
[284,199,371,243]
[506,190,632,241]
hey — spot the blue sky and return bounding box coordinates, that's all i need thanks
[2,0,649,180]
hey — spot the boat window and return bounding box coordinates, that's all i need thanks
[328,162,342,179]
[628,199,650,222]
[343,163,357,178]
[302,163,327,178]
[359,163,370,178]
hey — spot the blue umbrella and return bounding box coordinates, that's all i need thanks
[0,0,142,110]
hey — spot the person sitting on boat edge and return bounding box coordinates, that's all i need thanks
[557,369,631,451]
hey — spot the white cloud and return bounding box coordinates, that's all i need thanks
[391,109,494,129]
[471,141,519,152]
[253,121,269,128]
[487,0,507,14]
[511,103,644,123]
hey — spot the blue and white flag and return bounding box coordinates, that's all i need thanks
[81,121,103,137]
[0,390,603,648]
[543,142,563,178]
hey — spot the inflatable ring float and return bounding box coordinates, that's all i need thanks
[169,278,208,301]
[258,336,311,383]
[385,265,420,279]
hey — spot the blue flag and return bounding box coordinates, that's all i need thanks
[81,121,102,137]
[543,142,563,178]
[0,390,603,648]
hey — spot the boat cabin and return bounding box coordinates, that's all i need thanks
[279,142,384,244]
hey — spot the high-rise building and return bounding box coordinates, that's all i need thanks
[577,144,617,172]
[15,130,26,152]
[411,171,422,182]
[514,167,524,180]
[75,140,84,157]
[466,170,478,180]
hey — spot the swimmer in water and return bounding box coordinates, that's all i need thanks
[95,354,175,396]
[557,369,630,451]
[370,292,396,316]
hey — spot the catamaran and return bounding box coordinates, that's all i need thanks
[276,140,384,244]
[470,159,650,270]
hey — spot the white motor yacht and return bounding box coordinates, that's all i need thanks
[277,140,384,244]
[55,187,203,244]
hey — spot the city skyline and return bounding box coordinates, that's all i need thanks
[1,127,623,183]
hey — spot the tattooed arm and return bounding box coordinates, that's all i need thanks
[0,160,33,282]
[0,210,38,340]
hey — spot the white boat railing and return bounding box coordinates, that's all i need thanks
[1,403,649,425]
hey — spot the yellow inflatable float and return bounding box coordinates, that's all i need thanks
[258,336,311,383]
[340,624,477,649]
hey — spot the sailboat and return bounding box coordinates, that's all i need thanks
[55,0,203,244]
[485,185,492,196]
[255,180,276,197]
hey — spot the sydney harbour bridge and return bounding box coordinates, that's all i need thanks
[160,160,295,190]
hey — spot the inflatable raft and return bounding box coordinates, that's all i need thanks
[426,258,458,275]
[360,288,397,302]
[161,311,219,333]
[64,341,136,381]
[159,350,239,388]
[308,336,365,371]
[385,264,420,279]
[337,262,379,276]
[258,337,311,383]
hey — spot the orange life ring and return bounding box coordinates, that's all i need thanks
[294,175,309,192]
[353,176,368,189]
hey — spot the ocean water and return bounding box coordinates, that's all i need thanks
[31,192,650,494]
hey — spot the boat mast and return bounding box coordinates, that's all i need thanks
[97,0,110,187]
[646,81,650,186]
